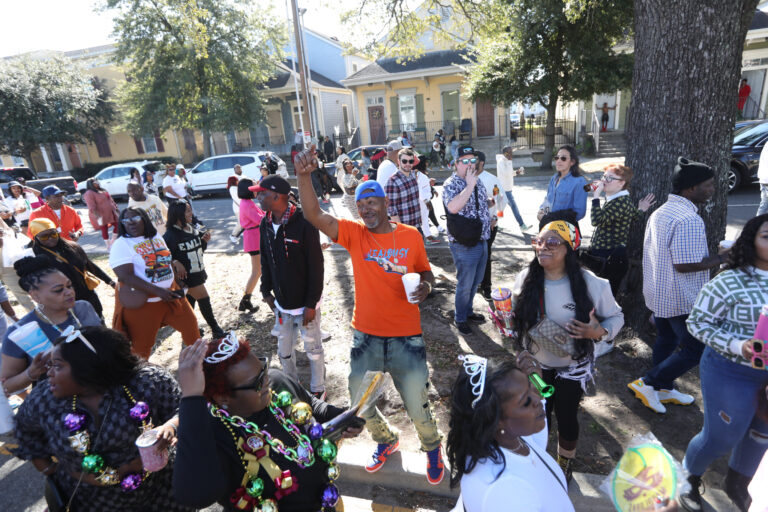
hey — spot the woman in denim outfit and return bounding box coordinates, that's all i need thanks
[538,145,588,225]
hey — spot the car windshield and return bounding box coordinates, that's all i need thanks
[142,162,162,172]
[733,122,768,146]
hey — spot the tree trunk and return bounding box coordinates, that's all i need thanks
[540,97,559,171]
[22,147,35,173]
[202,130,212,159]
[623,0,758,329]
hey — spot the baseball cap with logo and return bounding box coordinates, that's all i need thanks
[457,145,478,157]
[249,175,291,195]
[386,140,403,152]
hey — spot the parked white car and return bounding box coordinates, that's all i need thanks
[76,160,162,199]
[187,152,288,194]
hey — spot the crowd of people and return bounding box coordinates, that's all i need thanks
[0,139,766,512]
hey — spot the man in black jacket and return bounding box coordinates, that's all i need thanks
[323,136,335,163]
[251,175,327,399]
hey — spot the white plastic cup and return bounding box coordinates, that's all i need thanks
[0,387,14,434]
[402,273,421,303]
[8,321,52,357]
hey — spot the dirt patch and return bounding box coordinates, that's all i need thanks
[88,243,725,491]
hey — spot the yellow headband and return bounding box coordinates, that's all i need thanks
[28,218,57,238]
[540,221,580,249]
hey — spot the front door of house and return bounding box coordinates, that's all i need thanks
[476,100,495,137]
[368,106,385,144]
[441,90,460,137]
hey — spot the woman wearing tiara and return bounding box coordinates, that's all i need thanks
[173,336,363,511]
[1,256,101,396]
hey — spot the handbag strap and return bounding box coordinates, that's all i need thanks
[523,439,567,493]
[40,246,90,281]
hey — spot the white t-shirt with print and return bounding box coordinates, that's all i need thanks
[128,195,169,235]
[162,175,187,199]
[109,235,175,291]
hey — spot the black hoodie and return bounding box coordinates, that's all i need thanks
[259,207,323,310]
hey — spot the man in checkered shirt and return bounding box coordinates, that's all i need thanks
[385,148,422,231]
[628,157,728,414]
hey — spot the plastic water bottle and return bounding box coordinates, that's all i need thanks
[0,387,15,434]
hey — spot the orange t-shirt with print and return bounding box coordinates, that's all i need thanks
[335,219,431,337]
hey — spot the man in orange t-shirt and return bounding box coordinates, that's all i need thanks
[28,186,84,242]
[295,146,445,486]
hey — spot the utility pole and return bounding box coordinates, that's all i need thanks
[290,0,312,148]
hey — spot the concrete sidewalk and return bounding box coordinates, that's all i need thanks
[335,444,735,512]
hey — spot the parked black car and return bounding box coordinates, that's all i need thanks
[730,120,768,192]
[0,167,81,203]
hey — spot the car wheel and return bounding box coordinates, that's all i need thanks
[727,167,742,193]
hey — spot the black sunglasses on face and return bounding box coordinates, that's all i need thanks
[554,155,569,162]
[531,236,565,250]
[400,159,414,164]
[459,157,478,165]
[232,357,269,392]
[120,216,142,225]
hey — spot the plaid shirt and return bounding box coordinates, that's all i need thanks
[386,170,422,228]
[642,194,709,318]
[441,173,491,242]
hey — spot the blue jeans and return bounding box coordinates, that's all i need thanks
[684,347,768,477]
[643,314,704,390]
[758,184,768,216]
[348,330,442,451]
[504,190,525,226]
[449,241,488,323]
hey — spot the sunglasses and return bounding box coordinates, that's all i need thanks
[459,158,478,165]
[36,231,59,242]
[554,155,569,162]
[232,357,270,392]
[751,340,768,370]
[121,215,142,225]
[57,326,97,353]
[400,159,414,164]
[601,174,623,183]
[531,236,565,250]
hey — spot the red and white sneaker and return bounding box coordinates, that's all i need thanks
[365,440,399,473]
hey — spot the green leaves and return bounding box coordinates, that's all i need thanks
[106,0,287,137]
[0,57,115,164]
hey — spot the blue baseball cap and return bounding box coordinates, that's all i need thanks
[355,180,385,202]
[41,185,65,197]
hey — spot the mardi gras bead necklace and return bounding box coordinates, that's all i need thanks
[209,390,341,511]
[64,386,151,491]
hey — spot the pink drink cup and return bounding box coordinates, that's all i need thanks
[755,306,768,342]
[135,429,169,472]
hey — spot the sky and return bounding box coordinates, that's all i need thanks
[0,0,353,58]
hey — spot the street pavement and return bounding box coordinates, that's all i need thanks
[0,179,758,511]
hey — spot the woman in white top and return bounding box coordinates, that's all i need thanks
[4,181,40,228]
[447,354,573,512]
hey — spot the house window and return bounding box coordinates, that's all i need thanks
[366,96,384,106]
[142,135,158,154]
[342,105,350,132]
[182,129,197,151]
[440,6,450,22]
[292,105,305,132]
[11,155,24,166]
[398,94,416,131]
[93,128,112,158]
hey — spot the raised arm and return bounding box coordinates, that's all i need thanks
[295,145,339,241]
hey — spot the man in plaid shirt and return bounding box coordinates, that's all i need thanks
[385,148,422,231]
[628,157,727,414]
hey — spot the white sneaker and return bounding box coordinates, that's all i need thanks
[593,340,614,358]
[658,388,695,405]
[321,330,331,342]
[628,378,666,414]
[438,226,447,234]
[229,235,239,244]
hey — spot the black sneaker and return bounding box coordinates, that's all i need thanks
[479,289,492,300]
[455,321,472,335]
[311,389,327,401]
[679,475,704,511]
[557,455,573,484]
[468,312,485,323]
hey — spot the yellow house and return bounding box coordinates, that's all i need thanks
[342,49,506,152]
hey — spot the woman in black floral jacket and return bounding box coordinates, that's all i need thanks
[13,325,192,512]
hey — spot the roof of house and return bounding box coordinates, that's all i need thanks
[263,60,346,90]
[751,9,768,30]
[344,49,473,82]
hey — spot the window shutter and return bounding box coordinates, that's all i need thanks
[134,137,144,154]
[154,131,165,152]
[389,96,400,131]
[415,94,425,128]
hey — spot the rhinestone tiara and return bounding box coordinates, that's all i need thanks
[204,331,240,364]
[458,354,487,409]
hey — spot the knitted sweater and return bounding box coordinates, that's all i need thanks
[686,267,768,367]
[589,194,643,250]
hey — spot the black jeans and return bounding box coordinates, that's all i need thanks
[479,225,498,293]
[543,369,584,446]
[583,246,628,297]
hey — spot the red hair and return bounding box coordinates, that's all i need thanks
[202,337,250,402]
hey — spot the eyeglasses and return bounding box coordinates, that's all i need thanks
[601,174,623,183]
[58,326,97,353]
[554,155,569,162]
[400,159,414,164]
[36,231,59,242]
[531,236,565,250]
[459,158,478,165]
[232,357,269,392]
[121,216,142,225]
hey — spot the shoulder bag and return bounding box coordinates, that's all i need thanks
[526,297,578,359]
[39,246,100,290]
[444,185,483,247]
